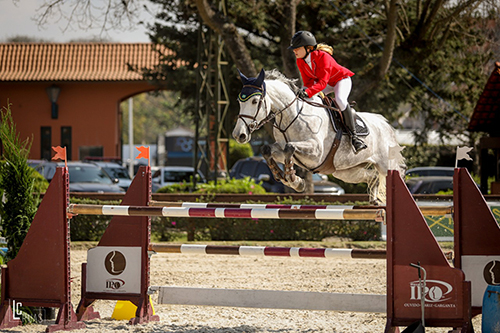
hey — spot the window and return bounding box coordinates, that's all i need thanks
[41,127,52,160]
[61,127,72,160]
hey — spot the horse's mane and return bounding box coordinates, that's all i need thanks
[265,69,299,93]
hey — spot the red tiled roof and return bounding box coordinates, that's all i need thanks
[0,43,167,82]
[468,61,500,135]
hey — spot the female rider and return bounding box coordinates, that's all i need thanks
[289,31,367,154]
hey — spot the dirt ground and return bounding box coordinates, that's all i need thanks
[1,249,482,333]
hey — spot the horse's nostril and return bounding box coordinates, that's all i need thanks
[239,134,246,142]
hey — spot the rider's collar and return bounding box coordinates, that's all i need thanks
[238,82,266,102]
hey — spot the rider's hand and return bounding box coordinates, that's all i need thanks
[297,88,309,99]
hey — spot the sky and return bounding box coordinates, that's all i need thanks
[0,0,155,43]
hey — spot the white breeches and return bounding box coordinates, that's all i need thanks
[321,77,352,111]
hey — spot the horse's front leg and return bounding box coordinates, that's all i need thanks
[283,144,305,192]
[261,144,286,182]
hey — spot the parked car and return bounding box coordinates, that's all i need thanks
[151,166,206,192]
[229,157,345,195]
[87,161,132,190]
[405,176,453,194]
[34,161,124,193]
[406,166,455,178]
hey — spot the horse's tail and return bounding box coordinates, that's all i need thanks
[367,171,387,205]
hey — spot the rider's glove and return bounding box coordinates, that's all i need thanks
[297,88,309,99]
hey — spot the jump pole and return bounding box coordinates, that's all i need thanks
[0,167,85,332]
[150,200,453,216]
[149,243,387,259]
[68,205,386,221]
[453,167,500,316]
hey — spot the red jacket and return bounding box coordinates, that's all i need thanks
[297,50,354,97]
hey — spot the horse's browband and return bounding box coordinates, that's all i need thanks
[238,91,262,102]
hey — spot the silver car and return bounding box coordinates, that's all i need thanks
[35,161,124,193]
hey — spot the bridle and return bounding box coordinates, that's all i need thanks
[237,83,299,134]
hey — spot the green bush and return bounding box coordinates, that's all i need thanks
[228,139,253,169]
[157,177,267,194]
[197,177,267,194]
[31,167,49,194]
[0,104,37,260]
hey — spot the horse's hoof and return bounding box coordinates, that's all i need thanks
[295,180,306,192]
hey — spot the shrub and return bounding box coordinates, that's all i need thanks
[0,104,37,260]
[156,177,267,194]
[228,139,253,169]
[197,177,266,194]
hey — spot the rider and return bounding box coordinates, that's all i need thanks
[289,31,367,154]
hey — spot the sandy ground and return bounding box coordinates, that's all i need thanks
[1,249,482,333]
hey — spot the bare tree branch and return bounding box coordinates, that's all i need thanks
[194,0,256,76]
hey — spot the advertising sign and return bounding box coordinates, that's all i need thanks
[86,246,142,294]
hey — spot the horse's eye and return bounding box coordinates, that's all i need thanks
[252,99,258,105]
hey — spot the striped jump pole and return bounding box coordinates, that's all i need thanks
[148,244,453,260]
[150,201,453,216]
[68,204,386,222]
[148,244,387,259]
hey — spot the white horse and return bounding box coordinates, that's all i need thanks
[232,69,406,204]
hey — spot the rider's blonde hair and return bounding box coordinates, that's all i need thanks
[306,43,333,55]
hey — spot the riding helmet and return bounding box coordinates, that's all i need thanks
[288,31,317,49]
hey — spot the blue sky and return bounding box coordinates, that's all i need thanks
[0,0,154,43]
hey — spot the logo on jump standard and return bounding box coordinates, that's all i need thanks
[404,279,456,308]
[104,250,127,290]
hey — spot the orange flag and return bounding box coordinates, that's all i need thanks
[136,146,150,160]
[52,146,66,161]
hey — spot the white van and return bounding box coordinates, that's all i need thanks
[151,166,206,192]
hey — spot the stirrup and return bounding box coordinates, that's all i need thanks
[352,137,367,153]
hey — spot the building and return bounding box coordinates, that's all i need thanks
[0,43,166,160]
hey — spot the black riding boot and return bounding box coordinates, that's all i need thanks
[344,105,367,154]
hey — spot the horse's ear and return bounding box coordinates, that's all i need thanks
[238,69,249,84]
[254,69,265,86]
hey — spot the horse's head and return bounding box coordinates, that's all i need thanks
[233,69,269,144]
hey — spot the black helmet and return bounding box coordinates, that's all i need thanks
[288,31,316,49]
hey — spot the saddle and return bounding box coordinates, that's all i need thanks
[321,95,369,137]
[310,95,369,175]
